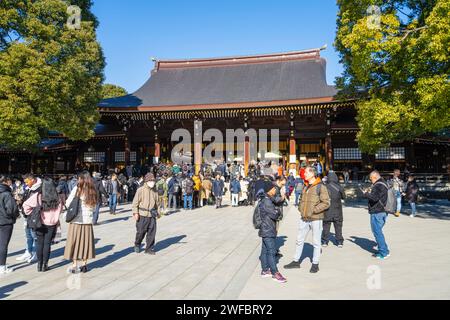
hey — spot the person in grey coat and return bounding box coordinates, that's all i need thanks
[321,171,346,247]
[212,174,225,209]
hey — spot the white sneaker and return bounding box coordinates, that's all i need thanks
[410,214,415,218]
[0,266,13,275]
[16,251,31,262]
[27,253,37,264]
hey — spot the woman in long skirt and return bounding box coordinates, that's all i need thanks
[64,171,97,273]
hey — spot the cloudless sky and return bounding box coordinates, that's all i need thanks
[92,0,343,93]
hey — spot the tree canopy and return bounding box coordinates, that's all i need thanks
[102,84,128,99]
[0,0,105,149]
[335,0,449,153]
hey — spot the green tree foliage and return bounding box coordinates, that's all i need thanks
[0,0,105,149]
[335,0,449,153]
[102,84,128,99]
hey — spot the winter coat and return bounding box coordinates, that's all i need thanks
[324,172,346,222]
[23,193,63,226]
[258,196,281,238]
[167,177,178,194]
[298,178,330,221]
[363,178,389,214]
[94,177,108,204]
[192,175,202,192]
[230,179,241,194]
[0,184,20,225]
[406,180,419,203]
[201,179,212,200]
[212,179,224,197]
[131,184,159,218]
[56,180,69,195]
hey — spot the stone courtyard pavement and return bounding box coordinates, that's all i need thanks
[1,196,450,300]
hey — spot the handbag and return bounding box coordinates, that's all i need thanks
[28,195,43,230]
[66,195,81,223]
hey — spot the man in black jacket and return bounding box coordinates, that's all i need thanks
[0,175,20,274]
[362,170,390,259]
[258,181,287,283]
[93,172,109,225]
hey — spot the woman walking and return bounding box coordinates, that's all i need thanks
[64,171,97,273]
[23,178,63,272]
[405,175,419,217]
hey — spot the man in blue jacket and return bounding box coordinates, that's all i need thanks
[230,175,241,207]
[258,180,287,283]
[212,174,225,209]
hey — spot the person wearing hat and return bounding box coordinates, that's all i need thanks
[131,173,160,254]
[92,172,108,225]
[258,180,287,283]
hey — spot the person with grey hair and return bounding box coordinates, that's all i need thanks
[284,165,330,273]
[362,170,390,259]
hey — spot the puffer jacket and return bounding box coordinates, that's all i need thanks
[298,178,330,221]
[258,196,281,238]
[324,171,346,222]
[0,184,20,225]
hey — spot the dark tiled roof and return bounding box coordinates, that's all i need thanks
[99,50,337,109]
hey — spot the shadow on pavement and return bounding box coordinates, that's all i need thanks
[154,235,187,252]
[348,236,377,254]
[89,246,134,269]
[99,217,131,225]
[0,281,28,300]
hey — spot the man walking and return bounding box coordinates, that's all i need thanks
[391,169,405,217]
[230,175,241,207]
[284,166,330,273]
[92,172,108,225]
[362,170,390,259]
[132,173,160,255]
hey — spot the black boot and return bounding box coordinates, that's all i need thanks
[42,263,49,272]
[310,264,319,273]
[284,261,300,269]
[37,262,43,272]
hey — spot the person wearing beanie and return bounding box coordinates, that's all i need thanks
[131,173,160,255]
[258,180,287,283]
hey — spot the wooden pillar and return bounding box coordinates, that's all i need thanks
[325,133,333,172]
[124,135,130,165]
[289,112,297,173]
[194,119,202,175]
[154,138,160,164]
[244,114,249,177]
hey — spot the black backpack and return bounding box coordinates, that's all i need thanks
[157,182,165,196]
[27,194,43,230]
[252,200,263,229]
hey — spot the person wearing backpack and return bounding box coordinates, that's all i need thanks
[362,170,391,260]
[321,171,346,248]
[155,175,168,214]
[182,175,194,211]
[284,166,330,273]
[167,173,179,212]
[257,180,287,283]
[23,178,63,272]
[293,175,304,206]
[0,175,20,275]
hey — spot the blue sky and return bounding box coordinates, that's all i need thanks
[92,0,343,93]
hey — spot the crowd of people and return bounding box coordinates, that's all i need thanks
[0,159,421,283]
